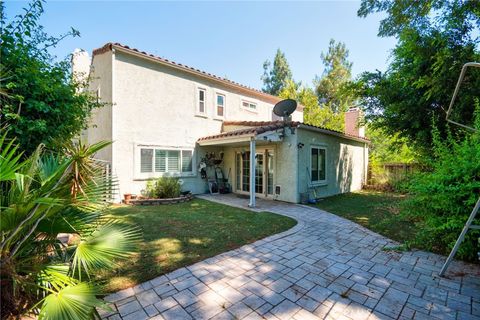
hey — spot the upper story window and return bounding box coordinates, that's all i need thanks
[139,147,194,177]
[198,88,206,115]
[216,94,225,118]
[311,146,326,183]
[242,100,257,111]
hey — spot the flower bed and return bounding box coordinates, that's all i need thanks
[129,193,193,205]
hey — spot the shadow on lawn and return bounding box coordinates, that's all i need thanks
[99,195,480,320]
[101,200,297,292]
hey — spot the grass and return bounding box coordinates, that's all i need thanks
[100,198,296,292]
[313,190,417,245]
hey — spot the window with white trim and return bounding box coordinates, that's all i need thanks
[216,94,225,117]
[140,147,193,175]
[242,100,256,110]
[311,147,326,183]
[198,88,206,114]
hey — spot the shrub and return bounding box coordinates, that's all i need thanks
[402,106,480,260]
[146,176,182,199]
[0,135,141,319]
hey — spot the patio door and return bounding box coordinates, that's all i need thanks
[235,149,274,197]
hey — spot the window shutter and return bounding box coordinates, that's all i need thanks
[155,150,166,172]
[181,150,193,172]
[167,150,180,172]
[140,149,153,173]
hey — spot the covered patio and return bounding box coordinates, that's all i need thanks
[197,121,293,208]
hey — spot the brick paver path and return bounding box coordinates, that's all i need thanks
[100,194,480,320]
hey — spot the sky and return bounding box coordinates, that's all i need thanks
[4,1,397,90]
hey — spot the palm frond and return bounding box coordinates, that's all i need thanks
[38,282,101,320]
[0,131,25,182]
[71,222,141,280]
[63,140,113,198]
[0,135,138,319]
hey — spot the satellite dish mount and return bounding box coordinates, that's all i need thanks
[273,99,297,135]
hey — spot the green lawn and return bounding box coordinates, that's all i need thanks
[100,198,296,292]
[313,190,416,245]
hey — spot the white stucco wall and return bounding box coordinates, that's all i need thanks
[85,51,113,163]
[297,128,368,201]
[84,46,368,203]
[109,51,302,199]
[272,132,298,203]
[218,126,368,204]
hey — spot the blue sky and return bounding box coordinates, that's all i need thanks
[4,1,397,90]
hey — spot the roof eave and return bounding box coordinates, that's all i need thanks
[106,44,282,105]
[197,134,255,146]
[297,124,370,144]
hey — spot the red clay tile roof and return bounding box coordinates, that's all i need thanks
[92,43,286,105]
[223,120,291,127]
[198,121,292,141]
[198,121,369,143]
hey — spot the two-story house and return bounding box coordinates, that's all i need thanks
[73,43,368,206]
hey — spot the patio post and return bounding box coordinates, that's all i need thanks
[249,137,256,208]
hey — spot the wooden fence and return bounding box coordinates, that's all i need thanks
[367,162,426,186]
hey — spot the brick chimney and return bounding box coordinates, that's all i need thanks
[344,107,365,138]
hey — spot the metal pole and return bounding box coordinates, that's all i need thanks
[248,138,256,208]
[439,196,480,276]
[445,62,480,131]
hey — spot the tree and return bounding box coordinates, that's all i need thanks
[0,134,141,319]
[261,49,294,96]
[315,39,355,114]
[367,126,417,164]
[357,0,480,151]
[0,0,102,155]
[279,80,344,132]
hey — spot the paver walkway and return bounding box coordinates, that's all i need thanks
[101,194,480,320]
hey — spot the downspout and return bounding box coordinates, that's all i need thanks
[249,137,256,208]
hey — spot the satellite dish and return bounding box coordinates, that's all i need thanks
[273,99,297,118]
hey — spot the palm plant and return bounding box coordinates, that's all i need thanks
[0,132,141,319]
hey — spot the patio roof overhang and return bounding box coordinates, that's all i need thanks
[197,128,283,208]
[197,130,283,146]
[197,120,370,147]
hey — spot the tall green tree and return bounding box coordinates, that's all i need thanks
[0,0,102,155]
[357,0,480,150]
[261,49,294,96]
[315,39,356,114]
[279,80,344,132]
